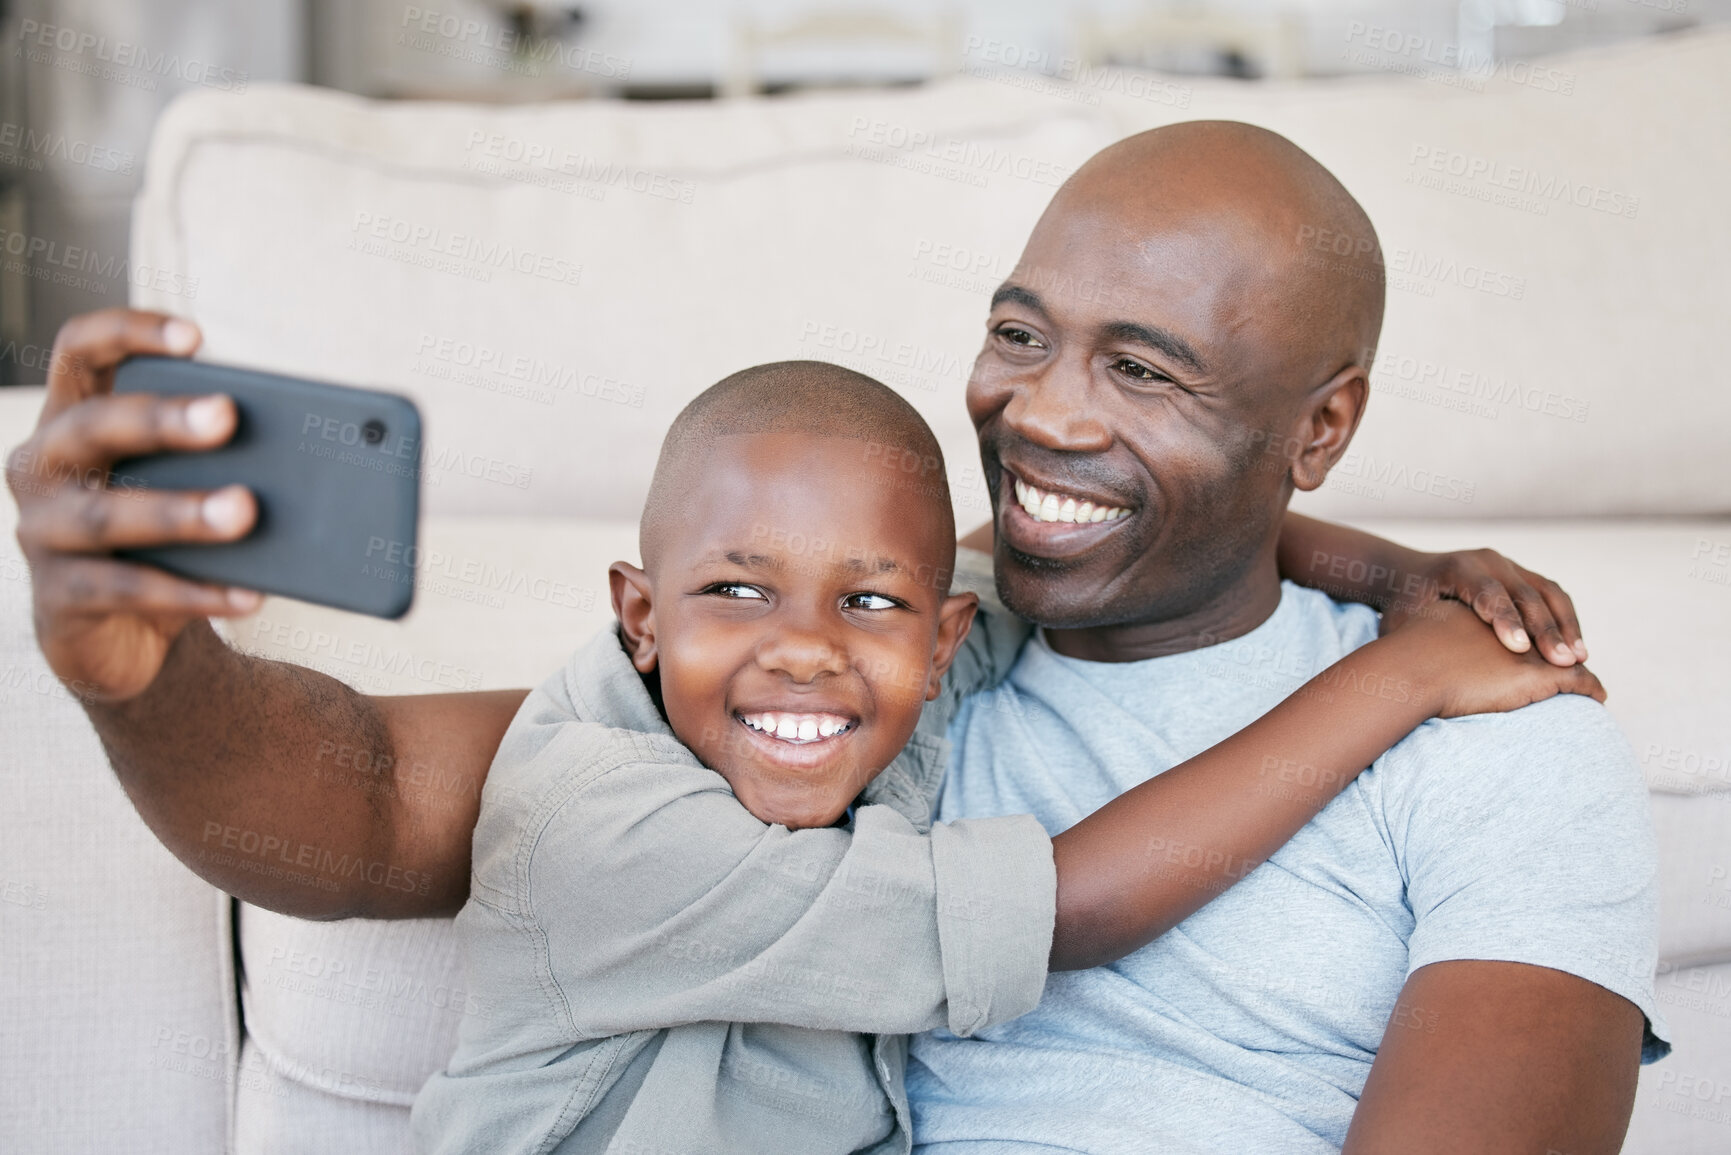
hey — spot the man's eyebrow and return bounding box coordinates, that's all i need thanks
[993,283,1207,376]
[990,284,1047,314]
[1098,320,1207,376]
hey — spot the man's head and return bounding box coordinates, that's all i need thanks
[614,361,976,830]
[970,120,1384,644]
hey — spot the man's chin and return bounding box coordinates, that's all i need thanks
[994,546,1143,631]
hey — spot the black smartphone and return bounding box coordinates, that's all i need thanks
[112,356,422,619]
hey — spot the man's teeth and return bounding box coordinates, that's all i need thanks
[740,712,853,743]
[1013,479,1129,524]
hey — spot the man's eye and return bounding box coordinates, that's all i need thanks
[843,592,901,611]
[704,583,767,600]
[996,324,1044,349]
[1114,358,1166,382]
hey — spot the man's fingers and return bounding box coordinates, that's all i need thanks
[21,484,255,553]
[1533,574,1588,662]
[1467,580,1530,654]
[32,392,236,476]
[1505,578,1580,668]
[39,309,202,425]
[36,555,261,619]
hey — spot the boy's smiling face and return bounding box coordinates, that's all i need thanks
[611,431,976,830]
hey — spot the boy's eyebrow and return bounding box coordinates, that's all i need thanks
[708,550,912,577]
[844,555,910,576]
[720,550,780,569]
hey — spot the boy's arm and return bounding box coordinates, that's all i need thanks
[1047,601,1604,971]
[1276,511,1587,667]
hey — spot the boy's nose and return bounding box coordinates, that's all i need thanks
[754,625,850,684]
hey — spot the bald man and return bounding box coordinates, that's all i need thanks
[7,122,1663,1153]
[905,121,1665,1155]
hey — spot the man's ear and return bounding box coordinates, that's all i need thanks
[1289,364,1370,492]
[608,561,659,674]
[925,591,980,701]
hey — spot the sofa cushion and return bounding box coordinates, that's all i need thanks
[130,30,1731,524]
[1624,962,1731,1154]
[0,387,236,1155]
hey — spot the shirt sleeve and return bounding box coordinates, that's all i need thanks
[499,737,1055,1042]
[1377,694,1672,1061]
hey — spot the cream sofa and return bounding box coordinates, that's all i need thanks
[3,29,1729,1154]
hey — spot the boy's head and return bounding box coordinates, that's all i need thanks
[611,361,977,830]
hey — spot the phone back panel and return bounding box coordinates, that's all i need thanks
[113,357,421,619]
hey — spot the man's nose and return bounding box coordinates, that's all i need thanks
[1001,359,1112,453]
[754,619,850,684]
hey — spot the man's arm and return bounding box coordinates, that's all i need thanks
[1276,511,1587,666]
[95,620,524,918]
[1344,961,1642,1155]
[6,309,510,917]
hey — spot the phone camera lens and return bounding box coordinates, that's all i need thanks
[362,419,386,445]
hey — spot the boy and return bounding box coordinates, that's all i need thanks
[413,362,1601,1154]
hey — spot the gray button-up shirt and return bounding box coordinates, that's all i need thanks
[413,554,1053,1154]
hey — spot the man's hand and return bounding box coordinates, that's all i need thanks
[6,308,260,701]
[1382,546,1587,669]
[6,308,521,919]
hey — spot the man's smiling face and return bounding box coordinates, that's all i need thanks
[968,123,1384,652]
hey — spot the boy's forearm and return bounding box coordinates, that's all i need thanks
[1048,637,1437,970]
[1277,511,1431,613]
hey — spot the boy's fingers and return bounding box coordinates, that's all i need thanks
[1563,663,1607,704]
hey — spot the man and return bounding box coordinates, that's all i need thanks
[6,121,1663,1153]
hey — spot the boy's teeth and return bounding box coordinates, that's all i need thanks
[1014,478,1129,525]
[740,712,853,743]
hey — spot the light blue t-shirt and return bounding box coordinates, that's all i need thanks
[908,582,1669,1154]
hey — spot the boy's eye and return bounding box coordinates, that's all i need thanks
[703,582,767,600]
[842,592,901,611]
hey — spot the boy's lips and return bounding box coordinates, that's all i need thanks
[732,708,861,769]
[737,710,855,743]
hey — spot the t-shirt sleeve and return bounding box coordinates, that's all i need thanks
[511,746,1055,1041]
[1378,694,1671,1061]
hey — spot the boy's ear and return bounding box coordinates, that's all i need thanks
[1289,365,1369,492]
[609,561,659,674]
[925,591,980,701]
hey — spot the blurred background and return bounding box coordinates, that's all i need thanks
[0,0,1722,385]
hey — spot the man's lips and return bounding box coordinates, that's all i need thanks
[997,467,1136,558]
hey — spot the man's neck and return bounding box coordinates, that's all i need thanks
[1041,561,1284,664]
